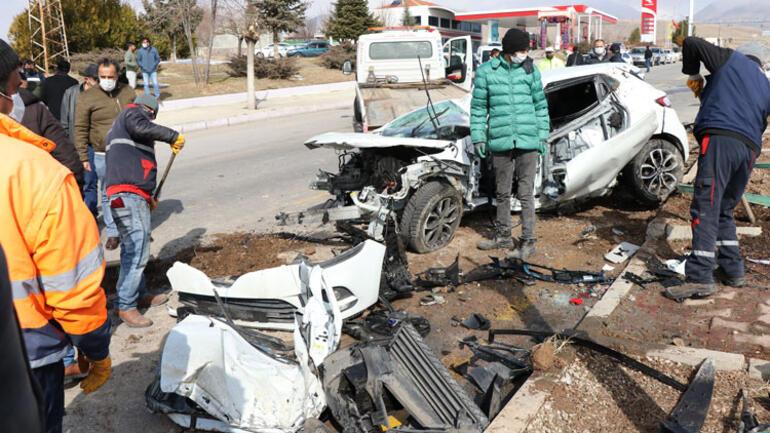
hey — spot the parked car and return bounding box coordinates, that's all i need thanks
[662,49,675,64]
[629,47,647,66]
[256,43,290,58]
[295,63,689,253]
[671,47,682,62]
[287,41,330,57]
[650,47,664,65]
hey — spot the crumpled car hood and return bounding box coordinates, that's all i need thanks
[305,132,454,151]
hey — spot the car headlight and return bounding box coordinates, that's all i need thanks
[332,286,357,311]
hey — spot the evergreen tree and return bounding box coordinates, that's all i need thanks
[628,27,641,44]
[252,0,307,55]
[325,0,379,41]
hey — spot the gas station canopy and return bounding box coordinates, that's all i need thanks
[455,4,617,28]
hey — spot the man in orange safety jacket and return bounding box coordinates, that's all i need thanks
[0,39,112,433]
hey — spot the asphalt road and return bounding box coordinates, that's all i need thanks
[109,63,696,261]
[642,61,700,124]
[128,107,349,259]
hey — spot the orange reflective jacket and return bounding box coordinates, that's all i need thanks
[0,114,110,368]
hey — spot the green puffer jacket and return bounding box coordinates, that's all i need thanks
[470,56,550,154]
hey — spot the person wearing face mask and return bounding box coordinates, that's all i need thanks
[536,47,565,72]
[136,38,161,98]
[0,38,113,433]
[663,38,770,302]
[16,72,84,190]
[471,28,550,258]
[584,39,609,64]
[105,95,184,327]
[74,58,135,251]
[21,59,45,98]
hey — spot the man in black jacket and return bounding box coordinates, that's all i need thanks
[105,95,184,327]
[40,59,77,120]
[664,38,770,301]
[17,86,84,188]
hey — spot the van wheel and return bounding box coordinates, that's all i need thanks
[400,181,462,253]
[623,138,684,206]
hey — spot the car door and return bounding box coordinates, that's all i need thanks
[442,36,473,91]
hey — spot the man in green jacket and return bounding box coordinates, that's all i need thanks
[471,28,550,258]
[124,42,138,89]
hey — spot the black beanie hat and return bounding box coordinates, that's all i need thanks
[502,29,529,54]
[0,39,20,86]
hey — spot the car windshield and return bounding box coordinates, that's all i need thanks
[630,48,645,54]
[380,101,468,139]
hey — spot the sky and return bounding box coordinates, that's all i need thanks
[2,0,718,42]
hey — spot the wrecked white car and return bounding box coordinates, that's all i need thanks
[166,240,386,330]
[284,63,689,253]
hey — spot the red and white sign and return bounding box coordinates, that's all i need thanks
[640,0,657,43]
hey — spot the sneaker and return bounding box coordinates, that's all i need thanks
[663,282,717,302]
[477,236,514,251]
[507,239,536,260]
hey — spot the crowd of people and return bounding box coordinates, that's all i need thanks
[0,36,183,433]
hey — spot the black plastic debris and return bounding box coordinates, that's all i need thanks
[661,359,715,433]
[737,389,770,433]
[343,309,431,341]
[415,255,462,288]
[462,313,491,331]
[321,323,489,433]
[464,258,611,286]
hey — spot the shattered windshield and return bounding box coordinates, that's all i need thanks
[381,101,468,139]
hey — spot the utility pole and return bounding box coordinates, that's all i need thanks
[688,0,695,37]
[27,0,70,73]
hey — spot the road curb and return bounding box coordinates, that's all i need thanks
[160,81,355,111]
[166,101,351,133]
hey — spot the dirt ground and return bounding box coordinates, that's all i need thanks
[152,58,352,101]
[600,138,770,359]
[525,346,770,433]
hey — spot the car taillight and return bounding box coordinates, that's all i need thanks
[656,95,671,107]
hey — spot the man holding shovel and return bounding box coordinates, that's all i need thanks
[105,95,184,327]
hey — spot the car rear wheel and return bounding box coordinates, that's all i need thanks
[400,181,463,253]
[624,138,684,206]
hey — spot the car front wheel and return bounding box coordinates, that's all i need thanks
[400,181,463,253]
[624,138,684,206]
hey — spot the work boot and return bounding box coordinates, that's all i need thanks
[119,308,153,328]
[715,268,746,288]
[663,282,718,302]
[105,237,120,251]
[138,293,169,309]
[477,235,514,250]
[507,239,536,260]
[63,362,89,382]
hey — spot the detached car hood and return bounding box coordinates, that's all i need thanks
[305,132,454,151]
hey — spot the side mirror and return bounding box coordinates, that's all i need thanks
[342,60,353,75]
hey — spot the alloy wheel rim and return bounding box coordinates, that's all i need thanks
[640,147,679,197]
[423,196,460,248]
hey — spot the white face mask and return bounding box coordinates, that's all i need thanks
[511,53,528,64]
[99,78,116,92]
[594,47,606,56]
[142,43,149,48]
[9,92,25,121]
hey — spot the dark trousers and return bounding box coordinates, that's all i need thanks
[686,135,756,283]
[31,361,64,433]
[492,149,538,241]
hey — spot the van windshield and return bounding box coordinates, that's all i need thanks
[381,101,468,138]
[369,41,433,60]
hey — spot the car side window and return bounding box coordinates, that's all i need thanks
[545,76,603,129]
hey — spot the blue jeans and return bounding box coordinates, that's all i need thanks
[62,346,76,367]
[83,145,98,217]
[110,192,151,311]
[93,151,118,237]
[645,58,652,72]
[142,71,160,98]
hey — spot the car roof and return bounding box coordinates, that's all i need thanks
[538,63,634,87]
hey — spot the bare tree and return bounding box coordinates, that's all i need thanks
[204,0,220,84]
[221,0,250,56]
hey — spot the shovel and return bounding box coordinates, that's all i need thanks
[153,152,177,201]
